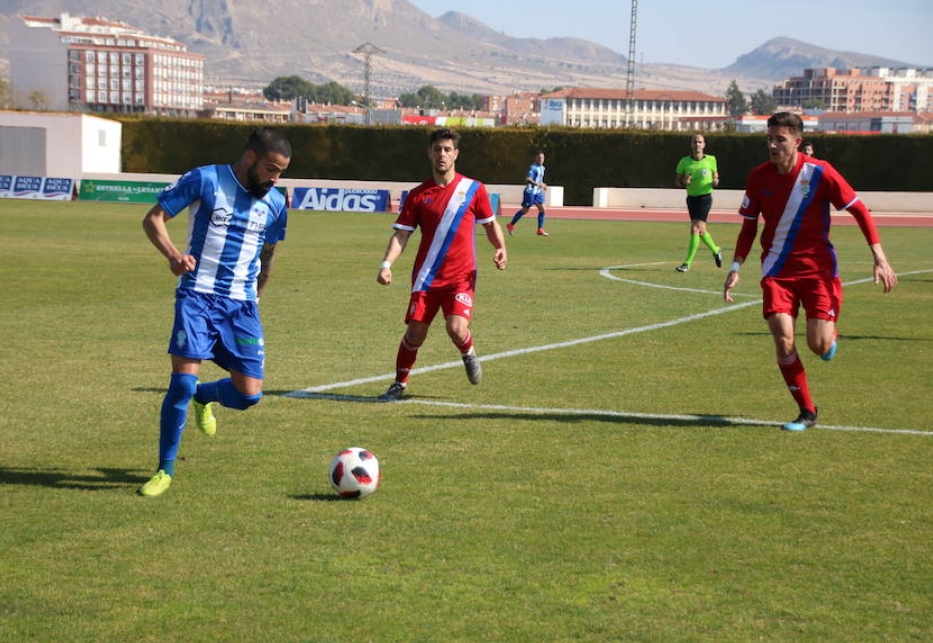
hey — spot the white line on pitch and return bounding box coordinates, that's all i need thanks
[287,395,931,437]
[288,268,931,394]
[285,268,932,434]
[287,298,759,394]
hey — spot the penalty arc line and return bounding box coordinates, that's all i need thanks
[286,268,933,435]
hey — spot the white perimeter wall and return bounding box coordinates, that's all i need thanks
[0,111,122,176]
[593,187,933,213]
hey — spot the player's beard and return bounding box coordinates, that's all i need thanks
[246,163,273,199]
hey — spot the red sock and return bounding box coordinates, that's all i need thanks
[395,337,421,384]
[777,351,814,412]
[454,331,473,355]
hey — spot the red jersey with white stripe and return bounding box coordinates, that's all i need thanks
[738,154,878,279]
[393,173,495,292]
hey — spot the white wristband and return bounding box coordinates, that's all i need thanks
[380,260,392,270]
[730,261,741,272]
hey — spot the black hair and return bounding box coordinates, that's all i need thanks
[767,112,803,135]
[247,126,292,159]
[429,127,460,148]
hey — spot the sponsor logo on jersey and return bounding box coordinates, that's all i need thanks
[455,292,473,306]
[211,207,233,226]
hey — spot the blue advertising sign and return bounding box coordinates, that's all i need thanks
[291,187,390,212]
[13,175,43,197]
[41,177,74,199]
[0,175,74,200]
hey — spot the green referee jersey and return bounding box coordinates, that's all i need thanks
[676,154,717,197]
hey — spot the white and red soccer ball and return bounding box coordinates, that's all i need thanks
[328,447,380,498]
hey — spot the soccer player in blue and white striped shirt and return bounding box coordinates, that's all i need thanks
[139,127,291,497]
[506,151,548,236]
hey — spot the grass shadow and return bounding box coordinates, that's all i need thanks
[411,411,754,429]
[0,466,148,490]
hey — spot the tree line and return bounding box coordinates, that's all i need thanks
[264,74,815,120]
[262,76,485,110]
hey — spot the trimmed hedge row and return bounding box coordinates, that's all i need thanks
[118,118,933,206]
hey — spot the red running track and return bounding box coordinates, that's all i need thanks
[506,205,933,228]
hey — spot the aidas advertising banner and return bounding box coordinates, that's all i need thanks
[291,187,391,213]
[0,175,74,200]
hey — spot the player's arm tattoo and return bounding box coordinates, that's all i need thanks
[257,243,277,297]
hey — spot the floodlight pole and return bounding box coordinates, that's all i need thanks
[624,0,638,127]
[353,42,385,126]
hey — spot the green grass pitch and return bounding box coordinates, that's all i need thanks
[1,200,931,642]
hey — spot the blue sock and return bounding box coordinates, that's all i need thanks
[158,373,198,475]
[197,377,262,410]
[537,211,546,229]
[510,211,524,225]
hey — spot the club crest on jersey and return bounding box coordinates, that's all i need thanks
[799,180,811,198]
[247,206,268,233]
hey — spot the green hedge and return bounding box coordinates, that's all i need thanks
[118,119,933,206]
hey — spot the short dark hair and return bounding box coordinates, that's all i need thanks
[247,127,292,159]
[767,112,803,135]
[429,127,460,148]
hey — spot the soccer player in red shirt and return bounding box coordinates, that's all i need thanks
[376,128,508,400]
[723,112,897,431]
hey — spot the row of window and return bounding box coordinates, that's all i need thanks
[567,99,723,112]
[69,76,145,91]
[153,54,203,70]
[69,89,145,105]
[568,119,695,129]
[66,88,203,108]
[68,49,203,70]
[68,50,146,65]
[71,63,144,78]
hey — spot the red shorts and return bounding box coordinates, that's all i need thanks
[761,275,843,322]
[405,277,476,325]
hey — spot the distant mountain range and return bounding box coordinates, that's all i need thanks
[0,0,920,97]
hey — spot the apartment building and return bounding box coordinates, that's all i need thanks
[9,13,204,116]
[540,88,727,130]
[867,67,933,112]
[773,67,933,113]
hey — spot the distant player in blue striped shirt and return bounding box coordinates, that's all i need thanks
[139,127,291,497]
[506,151,549,236]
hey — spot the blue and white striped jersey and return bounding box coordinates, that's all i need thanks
[157,164,288,301]
[525,161,546,195]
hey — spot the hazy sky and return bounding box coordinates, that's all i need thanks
[408,0,932,69]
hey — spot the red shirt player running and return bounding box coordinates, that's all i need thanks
[377,128,508,400]
[723,112,897,431]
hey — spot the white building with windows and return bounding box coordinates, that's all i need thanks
[9,13,204,116]
[540,88,727,130]
[865,67,933,113]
